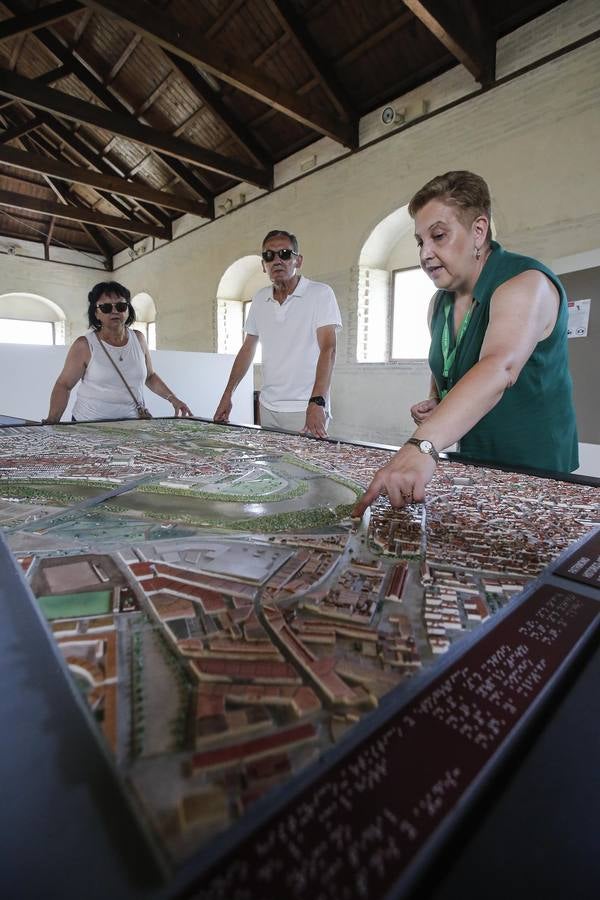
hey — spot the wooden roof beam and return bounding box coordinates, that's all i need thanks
[0,187,171,239]
[0,0,83,43]
[134,70,174,117]
[44,215,56,258]
[79,220,115,262]
[27,130,151,238]
[77,0,357,147]
[31,112,175,226]
[0,70,271,187]
[265,0,354,122]
[0,4,218,205]
[156,157,215,215]
[0,143,210,217]
[106,33,142,83]
[165,54,271,170]
[0,114,42,145]
[35,64,73,87]
[402,0,495,85]
[65,55,219,203]
[38,169,114,265]
[338,12,413,67]
[73,6,93,43]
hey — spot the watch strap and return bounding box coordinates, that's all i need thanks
[308,395,326,407]
[404,437,439,463]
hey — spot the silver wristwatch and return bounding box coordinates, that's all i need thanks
[404,437,440,463]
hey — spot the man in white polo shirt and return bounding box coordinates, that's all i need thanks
[214,229,342,438]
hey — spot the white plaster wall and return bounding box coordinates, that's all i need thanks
[0,343,253,424]
[2,1,600,453]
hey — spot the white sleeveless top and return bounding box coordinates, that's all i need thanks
[72,329,148,421]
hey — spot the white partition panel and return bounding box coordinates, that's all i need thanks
[0,344,253,425]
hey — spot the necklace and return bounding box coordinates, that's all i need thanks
[106,342,125,361]
[100,331,126,361]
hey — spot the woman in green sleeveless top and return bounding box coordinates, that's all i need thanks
[354,171,578,515]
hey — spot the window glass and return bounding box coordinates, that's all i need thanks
[0,318,55,345]
[391,268,434,360]
[135,321,157,350]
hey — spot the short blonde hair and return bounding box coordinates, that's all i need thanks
[408,171,492,244]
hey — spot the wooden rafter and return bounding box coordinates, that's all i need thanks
[53,46,216,203]
[165,54,271,170]
[7,30,26,70]
[80,221,116,260]
[0,0,82,43]
[73,6,92,43]
[106,33,142,83]
[402,0,495,84]
[45,215,56,258]
[0,71,271,187]
[31,112,174,226]
[71,57,217,202]
[26,136,146,242]
[77,0,356,147]
[39,170,114,262]
[265,0,354,122]
[4,114,157,239]
[0,143,210,217]
[0,187,171,239]
[0,114,42,145]
[0,1,260,200]
[156,157,215,213]
[338,11,413,67]
[205,0,246,40]
[241,10,413,138]
[135,70,174,117]
[34,64,73,86]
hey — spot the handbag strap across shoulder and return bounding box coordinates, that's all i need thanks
[94,331,142,409]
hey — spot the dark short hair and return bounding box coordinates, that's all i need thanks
[408,171,492,245]
[87,281,135,330]
[262,230,299,254]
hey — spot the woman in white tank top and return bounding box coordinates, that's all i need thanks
[44,281,192,423]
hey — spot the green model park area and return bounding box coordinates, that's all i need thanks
[38,590,112,620]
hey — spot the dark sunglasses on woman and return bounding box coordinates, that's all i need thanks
[96,301,129,313]
[261,248,298,262]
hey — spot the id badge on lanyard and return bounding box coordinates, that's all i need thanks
[440,298,474,398]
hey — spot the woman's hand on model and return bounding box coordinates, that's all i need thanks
[352,444,437,517]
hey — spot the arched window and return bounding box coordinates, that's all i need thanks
[357,206,432,363]
[131,292,157,349]
[216,256,269,363]
[0,292,66,345]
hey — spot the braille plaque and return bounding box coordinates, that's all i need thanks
[188,585,599,900]
[554,529,600,589]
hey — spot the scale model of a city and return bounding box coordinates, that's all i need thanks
[0,419,597,863]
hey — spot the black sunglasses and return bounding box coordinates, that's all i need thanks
[96,301,129,314]
[261,248,298,262]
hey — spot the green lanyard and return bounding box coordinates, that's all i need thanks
[440,298,474,397]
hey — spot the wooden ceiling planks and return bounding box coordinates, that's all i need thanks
[0,0,569,264]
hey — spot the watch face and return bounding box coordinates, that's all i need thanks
[420,440,433,454]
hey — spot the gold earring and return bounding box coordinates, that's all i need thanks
[475,246,481,260]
